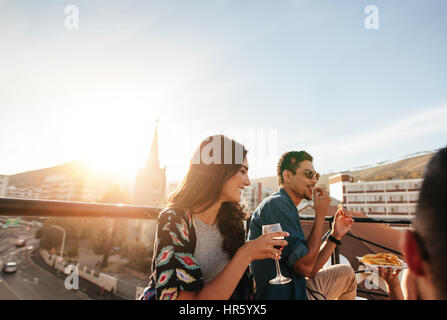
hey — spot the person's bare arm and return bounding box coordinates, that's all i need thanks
[307,211,354,277]
[293,188,330,277]
[293,217,325,277]
[379,267,404,300]
[295,197,355,278]
[307,239,338,277]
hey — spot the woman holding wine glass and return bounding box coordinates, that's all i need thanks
[140,135,289,300]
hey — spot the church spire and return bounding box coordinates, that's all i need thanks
[147,118,160,169]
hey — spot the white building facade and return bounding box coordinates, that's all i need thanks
[241,182,275,213]
[0,175,9,197]
[329,173,422,219]
[6,185,46,199]
[6,173,113,202]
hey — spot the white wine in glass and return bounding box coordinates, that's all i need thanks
[262,223,292,285]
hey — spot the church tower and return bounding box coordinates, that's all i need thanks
[130,120,166,245]
[134,119,166,206]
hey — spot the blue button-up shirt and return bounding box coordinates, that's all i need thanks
[248,187,309,300]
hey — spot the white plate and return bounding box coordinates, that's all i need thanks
[356,256,407,270]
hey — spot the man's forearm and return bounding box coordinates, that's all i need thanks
[307,216,326,253]
[308,239,337,277]
[293,216,325,276]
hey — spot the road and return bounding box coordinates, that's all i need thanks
[0,227,89,300]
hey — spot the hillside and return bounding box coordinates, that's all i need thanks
[8,161,87,187]
[252,151,436,191]
[7,161,120,189]
[350,152,433,181]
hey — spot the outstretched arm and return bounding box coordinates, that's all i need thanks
[379,267,404,300]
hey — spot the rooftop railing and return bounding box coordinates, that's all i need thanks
[0,197,161,220]
[0,197,414,300]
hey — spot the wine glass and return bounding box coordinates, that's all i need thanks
[262,223,292,285]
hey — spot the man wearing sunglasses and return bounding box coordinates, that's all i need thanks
[248,151,356,300]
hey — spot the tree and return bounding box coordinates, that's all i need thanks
[40,228,62,252]
[38,218,79,256]
[90,185,131,269]
[66,244,79,259]
[120,241,152,273]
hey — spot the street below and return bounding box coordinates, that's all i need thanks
[0,226,89,300]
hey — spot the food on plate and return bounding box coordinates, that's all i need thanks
[359,253,403,266]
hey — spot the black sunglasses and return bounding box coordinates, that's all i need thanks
[303,169,320,181]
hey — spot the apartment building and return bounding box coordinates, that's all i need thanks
[329,173,422,218]
[241,182,275,213]
[0,175,10,197]
[6,185,46,199]
[7,162,116,202]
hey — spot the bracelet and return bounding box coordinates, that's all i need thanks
[328,234,342,246]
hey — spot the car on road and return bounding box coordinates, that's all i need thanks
[2,262,17,273]
[15,239,26,247]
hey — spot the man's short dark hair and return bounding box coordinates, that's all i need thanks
[415,146,447,298]
[277,151,313,185]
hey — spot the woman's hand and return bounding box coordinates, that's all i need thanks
[242,231,289,262]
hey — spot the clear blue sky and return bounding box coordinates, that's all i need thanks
[1,0,446,183]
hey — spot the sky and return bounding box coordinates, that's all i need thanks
[1,0,446,185]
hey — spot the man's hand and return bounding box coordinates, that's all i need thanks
[313,187,330,219]
[331,207,354,240]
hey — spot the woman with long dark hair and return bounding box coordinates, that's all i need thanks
[140,135,288,300]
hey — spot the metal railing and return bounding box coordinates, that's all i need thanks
[0,197,414,299]
[0,197,162,219]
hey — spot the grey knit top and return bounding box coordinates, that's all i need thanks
[192,215,230,284]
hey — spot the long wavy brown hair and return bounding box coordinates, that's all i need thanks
[168,135,249,258]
